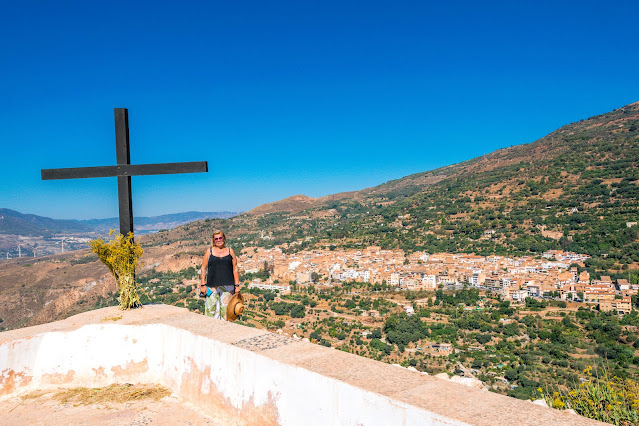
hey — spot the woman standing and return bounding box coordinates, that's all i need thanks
[200,230,240,319]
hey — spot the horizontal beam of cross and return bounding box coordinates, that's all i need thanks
[41,161,208,180]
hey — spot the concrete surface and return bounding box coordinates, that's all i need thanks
[0,305,604,425]
[0,389,226,425]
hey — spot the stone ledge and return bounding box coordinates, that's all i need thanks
[0,305,603,425]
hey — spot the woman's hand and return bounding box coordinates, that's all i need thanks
[200,284,207,297]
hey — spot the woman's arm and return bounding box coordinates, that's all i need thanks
[230,248,240,291]
[200,249,209,294]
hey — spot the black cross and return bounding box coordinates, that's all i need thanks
[42,108,208,238]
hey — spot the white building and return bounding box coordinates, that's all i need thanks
[509,289,529,302]
[421,275,437,289]
[250,282,291,294]
[390,273,401,287]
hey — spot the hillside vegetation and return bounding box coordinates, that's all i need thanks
[147,101,639,279]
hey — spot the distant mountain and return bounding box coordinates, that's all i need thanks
[0,209,240,236]
[146,101,639,279]
[80,211,239,233]
[0,208,93,236]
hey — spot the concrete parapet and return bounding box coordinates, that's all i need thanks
[0,305,602,425]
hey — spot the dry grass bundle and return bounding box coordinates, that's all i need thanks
[51,383,171,405]
[90,231,144,310]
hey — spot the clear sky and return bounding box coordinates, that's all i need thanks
[1,1,638,220]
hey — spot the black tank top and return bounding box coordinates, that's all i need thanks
[206,248,234,287]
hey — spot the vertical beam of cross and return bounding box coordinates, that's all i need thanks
[114,109,134,237]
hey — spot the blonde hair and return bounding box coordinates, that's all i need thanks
[211,230,226,247]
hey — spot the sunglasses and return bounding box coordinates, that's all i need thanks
[214,237,225,241]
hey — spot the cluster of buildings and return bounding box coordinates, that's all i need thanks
[239,246,636,314]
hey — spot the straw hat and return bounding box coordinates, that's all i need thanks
[226,292,245,322]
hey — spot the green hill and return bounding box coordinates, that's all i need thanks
[145,101,639,279]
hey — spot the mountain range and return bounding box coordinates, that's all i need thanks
[0,209,240,236]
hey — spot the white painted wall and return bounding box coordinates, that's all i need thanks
[1,324,462,425]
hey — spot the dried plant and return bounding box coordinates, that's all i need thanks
[52,383,170,405]
[90,231,144,310]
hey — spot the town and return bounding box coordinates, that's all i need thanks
[239,246,636,315]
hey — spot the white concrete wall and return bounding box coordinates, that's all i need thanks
[0,306,601,426]
[1,323,460,425]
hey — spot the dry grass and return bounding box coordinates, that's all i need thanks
[23,384,171,406]
[101,315,122,322]
[20,390,49,400]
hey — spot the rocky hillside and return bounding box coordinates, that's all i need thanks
[0,240,203,331]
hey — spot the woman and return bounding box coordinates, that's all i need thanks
[200,230,240,319]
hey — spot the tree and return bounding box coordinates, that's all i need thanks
[384,313,428,345]
[505,369,519,382]
[290,304,306,318]
[562,316,574,328]
[476,334,491,345]
[272,302,291,315]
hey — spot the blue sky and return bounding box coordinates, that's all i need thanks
[1,1,638,220]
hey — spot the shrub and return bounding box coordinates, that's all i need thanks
[541,366,639,425]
